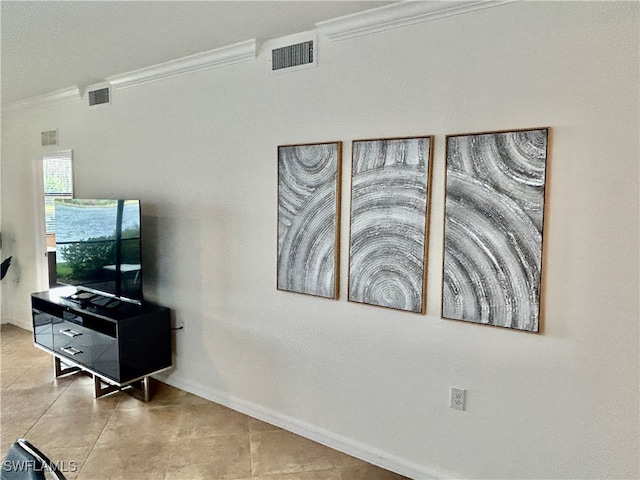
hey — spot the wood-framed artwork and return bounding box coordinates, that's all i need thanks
[442,127,550,332]
[277,141,342,299]
[348,136,434,313]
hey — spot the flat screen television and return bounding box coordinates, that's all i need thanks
[54,198,143,305]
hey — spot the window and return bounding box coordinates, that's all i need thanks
[43,151,73,244]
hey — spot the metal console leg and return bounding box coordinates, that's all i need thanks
[53,357,153,401]
[139,377,151,402]
[54,357,80,378]
[92,375,152,402]
[93,375,120,399]
[122,377,152,402]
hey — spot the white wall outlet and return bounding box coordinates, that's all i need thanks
[450,387,466,411]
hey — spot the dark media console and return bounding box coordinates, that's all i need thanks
[31,286,171,401]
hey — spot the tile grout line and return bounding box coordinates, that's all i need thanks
[60,381,124,480]
[249,423,257,477]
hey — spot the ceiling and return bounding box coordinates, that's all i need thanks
[1,1,392,105]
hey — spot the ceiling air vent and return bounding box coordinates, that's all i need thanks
[270,35,317,73]
[88,87,110,106]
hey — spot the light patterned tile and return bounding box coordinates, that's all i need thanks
[42,445,93,480]
[231,469,342,480]
[1,368,23,389]
[5,363,75,390]
[165,434,251,480]
[1,386,64,419]
[97,405,181,445]
[46,384,124,413]
[177,401,249,438]
[77,439,174,480]
[248,417,283,434]
[25,406,114,451]
[251,430,364,476]
[0,415,41,454]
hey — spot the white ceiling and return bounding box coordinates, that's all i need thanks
[1,1,392,105]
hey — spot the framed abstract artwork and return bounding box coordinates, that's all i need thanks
[442,127,550,332]
[348,136,433,313]
[277,142,342,299]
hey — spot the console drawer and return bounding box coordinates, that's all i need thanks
[53,328,92,367]
[53,320,94,346]
[53,320,118,377]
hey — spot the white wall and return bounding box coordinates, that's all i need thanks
[2,2,638,478]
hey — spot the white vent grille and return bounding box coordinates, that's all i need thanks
[272,40,315,71]
[41,130,58,146]
[88,87,110,106]
[270,33,317,73]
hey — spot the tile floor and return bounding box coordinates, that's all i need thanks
[1,324,409,480]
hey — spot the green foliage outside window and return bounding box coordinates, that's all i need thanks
[56,227,140,282]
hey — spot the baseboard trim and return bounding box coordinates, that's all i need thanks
[4,318,32,331]
[158,375,455,480]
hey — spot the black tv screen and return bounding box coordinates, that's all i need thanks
[55,199,143,304]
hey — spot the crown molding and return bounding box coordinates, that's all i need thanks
[316,0,515,42]
[2,87,81,113]
[107,39,257,90]
[2,2,515,110]
[3,39,257,110]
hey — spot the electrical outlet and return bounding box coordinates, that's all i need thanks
[450,387,466,411]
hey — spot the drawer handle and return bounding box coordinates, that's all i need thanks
[60,346,83,356]
[60,329,82,338]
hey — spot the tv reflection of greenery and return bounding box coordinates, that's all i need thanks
[57,227,141,283]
